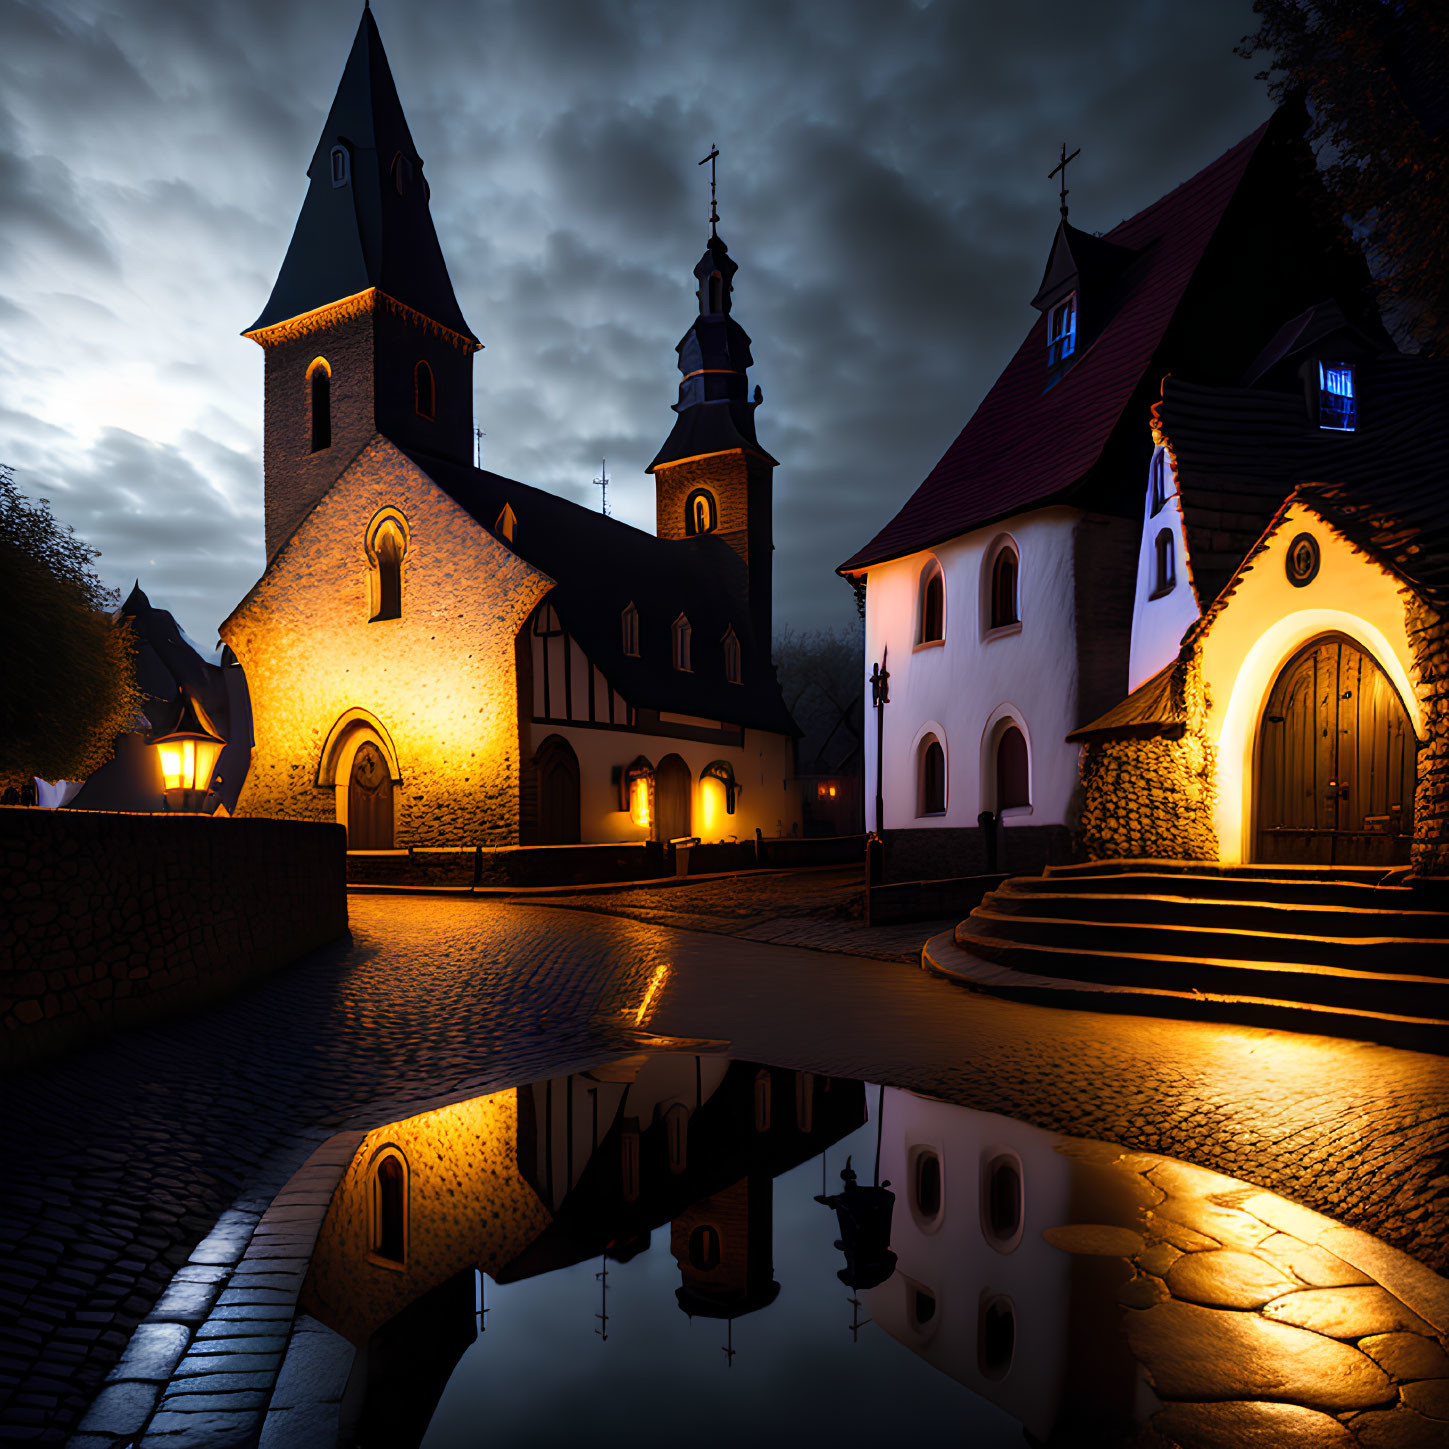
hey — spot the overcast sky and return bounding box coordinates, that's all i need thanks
[0,0,1271,646]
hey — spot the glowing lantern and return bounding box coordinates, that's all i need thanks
[621,757,654,831]
[152,687,226,812]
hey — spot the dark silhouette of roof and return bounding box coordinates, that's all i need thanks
[245,8,477,345]
[649,231,775,471]
[407,450,798,736]
[839,115,1290,574]
[1159,354,1449,610]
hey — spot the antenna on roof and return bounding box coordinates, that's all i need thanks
[593,458,610,516]
[699,145,720,236]
[1049,142,1081,221]
[474,426,485,469]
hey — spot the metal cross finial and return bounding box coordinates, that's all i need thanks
[699,145,720,235]
[1049,142,1081,220]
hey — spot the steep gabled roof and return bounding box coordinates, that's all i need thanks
[1158,355,1449,608]
[839,117,1276,574]
[245,9,477,345]
[406,450,798,736]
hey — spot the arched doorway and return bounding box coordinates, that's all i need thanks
[655,754,692,841]
[348,741,394,849]
[535,735,581,845]
[1254,633,1416,865]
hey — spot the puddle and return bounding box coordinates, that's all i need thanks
[288,1056,1449,1447]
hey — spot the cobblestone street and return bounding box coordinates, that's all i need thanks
[3,891,1447,1442]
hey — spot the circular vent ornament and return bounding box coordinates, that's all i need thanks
[1286,533,1321,588]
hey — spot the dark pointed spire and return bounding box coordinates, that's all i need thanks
[245,8,478,346]
[647,231,776,471]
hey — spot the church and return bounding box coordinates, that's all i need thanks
[221,10,799,855]
[839,106,1449,883]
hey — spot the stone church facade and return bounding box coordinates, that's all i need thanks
[222,10,799,853]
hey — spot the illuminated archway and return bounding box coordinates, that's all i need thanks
[1211,608,1423,863]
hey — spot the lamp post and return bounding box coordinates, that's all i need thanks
[152,686,226,813]
[867,650,889,892]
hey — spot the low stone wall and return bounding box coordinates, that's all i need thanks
[1,807,347,1067]
[881,823,1076,884]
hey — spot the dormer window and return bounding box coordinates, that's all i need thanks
[1151,528,1175,598]
[330,146,350,188]
[672,614,692,672]
[621,602,639,657]
[414,361,435,420]
[1047,294,1077,367]
[722,627,741,684]
[1319,362,1356,431]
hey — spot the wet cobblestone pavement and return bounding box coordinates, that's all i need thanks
[3,891,1448,1442]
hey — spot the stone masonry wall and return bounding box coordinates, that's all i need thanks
[224,437,553,849]
[1407,594,1449,876]
[0,807,347,1067]
[1078,657,1218,861]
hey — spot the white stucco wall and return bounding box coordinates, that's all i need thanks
[1128,445,1200,691]
[1197,502,1423,863]
[861,508,1082,832]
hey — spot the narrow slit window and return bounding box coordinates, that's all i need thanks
[371,1151,407,1264]
[1152,528,1175,597]
[723,627,741,684]
[1150,453,1168,515]
[414,360,435,420]
[919,738,946,815]
[308,359,331,453]
[622,602,640,657]
[369,517,406,622]
[672,614,692,672]
[329,145,350,188]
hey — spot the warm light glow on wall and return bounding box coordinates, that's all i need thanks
[700,775,727,837]
[629,775,652,829]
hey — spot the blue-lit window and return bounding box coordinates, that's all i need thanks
[1047,295,1077,366]
[1319,362,1356,431]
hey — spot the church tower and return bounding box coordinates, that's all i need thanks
[244,7,479,561]
[648,221,778,650]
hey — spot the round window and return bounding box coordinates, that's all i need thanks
[1286,532,1320,588]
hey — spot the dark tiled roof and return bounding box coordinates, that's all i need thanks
[1066,659,1185,743]
[839,118,1275,573]
[246,10,478,344]
[1159,356,1449,608]
[407,450,798,736]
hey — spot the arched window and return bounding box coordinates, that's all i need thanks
[329,145,350,188]
[995,725,1029,809]
[369,1148,408,1265]
[722,627,741,684]
[1150,451,1169,515]
[914,1150,942,1218]
[918,736,946,816]
[919,563,944,644]
[308,358,331,453]
[665,1103,690,1176]
[1152,528,1176,597]
[690,1224,721,1270]
[367,512,408,622]
[672,614,692,671]
[685,490,717,536]
[982,1152,1024,1253]
[621,602,640,657]
[414,360,435,420]
[978,1296,1015,1380]
[989,545,1019,630]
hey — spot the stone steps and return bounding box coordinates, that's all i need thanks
[935,860,1449,1051]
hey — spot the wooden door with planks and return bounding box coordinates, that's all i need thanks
[655,754,692,843]
[1254,634,1416,866]
[348,741,394,850]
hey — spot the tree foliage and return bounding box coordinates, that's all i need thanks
[0,465,141,786]
[774,624,863,774]
[1239,1,1449,354]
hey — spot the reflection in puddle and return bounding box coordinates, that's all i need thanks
[299,1060,1449,1448]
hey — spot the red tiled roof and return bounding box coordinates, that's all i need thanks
[839,118,1274,573]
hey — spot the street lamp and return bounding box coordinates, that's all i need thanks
[152,686,226,813]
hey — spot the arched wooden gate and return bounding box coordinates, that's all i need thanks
[1254,634,1416,866]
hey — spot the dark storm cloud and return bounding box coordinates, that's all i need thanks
[0,0,1269,642]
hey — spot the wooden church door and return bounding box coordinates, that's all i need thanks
[1254,634,1416,866]
[535,736,581,845]
[655,754,692,842]
[348,741,394,850]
